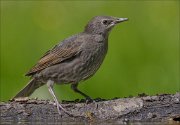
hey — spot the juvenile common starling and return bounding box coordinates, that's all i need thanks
[13,16,128,115]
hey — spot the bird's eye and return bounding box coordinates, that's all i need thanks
[102,20,109,25]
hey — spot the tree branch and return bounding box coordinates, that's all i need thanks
[1,93,180,124]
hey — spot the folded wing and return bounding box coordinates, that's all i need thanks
[26,36,83,76]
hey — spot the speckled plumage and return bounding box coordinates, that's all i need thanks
[28,33,107,84]
[14,16,128,115]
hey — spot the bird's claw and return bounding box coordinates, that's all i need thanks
[53,102,74,116]
[85,97,95,104]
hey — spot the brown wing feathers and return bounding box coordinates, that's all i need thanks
[26,40,82,76]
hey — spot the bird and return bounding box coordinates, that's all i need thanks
[13,16,128,115]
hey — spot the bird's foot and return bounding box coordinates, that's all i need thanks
[53,101,74,117]
[85,97,95,104]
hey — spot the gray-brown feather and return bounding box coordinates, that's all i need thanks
[34,33,108,84]
[26,35,83,76]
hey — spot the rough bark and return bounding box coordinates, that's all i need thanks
[0,93,180,124]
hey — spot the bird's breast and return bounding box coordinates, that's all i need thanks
[79,42,108,80]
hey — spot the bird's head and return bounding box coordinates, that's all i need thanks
[84,16,128,35]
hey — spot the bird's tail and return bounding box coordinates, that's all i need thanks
[13,78,42,99]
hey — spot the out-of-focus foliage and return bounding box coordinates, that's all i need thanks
[0,1,179,101]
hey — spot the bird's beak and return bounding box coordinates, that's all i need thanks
[115,18,128,24]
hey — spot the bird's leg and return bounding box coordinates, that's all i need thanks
[47,80,71,116]
[71,83,93,103]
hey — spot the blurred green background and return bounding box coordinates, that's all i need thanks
[0,1,179,101]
